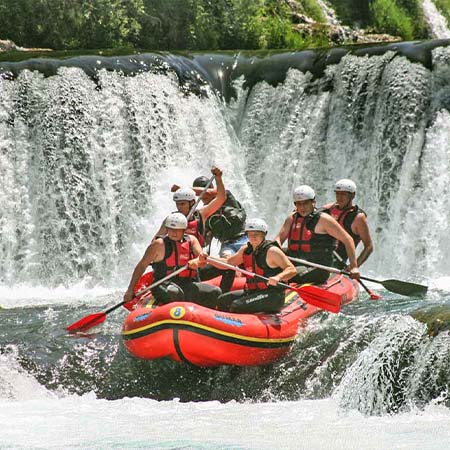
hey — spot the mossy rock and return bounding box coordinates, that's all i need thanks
[411,305,450,336]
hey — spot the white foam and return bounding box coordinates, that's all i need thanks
[1,396,449,449]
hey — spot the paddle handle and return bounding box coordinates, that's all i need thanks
[114,264,190,314]
[186,174,215,221]
[331,251,380,299]
[206,256,288,289]
[207,257,343,313]
[288,256,342,274]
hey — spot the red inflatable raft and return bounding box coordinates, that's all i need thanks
[121,272,359,367]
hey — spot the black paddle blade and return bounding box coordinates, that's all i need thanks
[381,279,428,297]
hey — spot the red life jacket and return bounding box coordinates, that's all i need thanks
[185,210,205,246]
[242,241,281,291]
[327,204,366,260]
[287,211,335,264]
[288,212,320,253]
[152,235,196,281]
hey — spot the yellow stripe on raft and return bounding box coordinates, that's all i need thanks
[122,319,297,344]
[284,291,298,303]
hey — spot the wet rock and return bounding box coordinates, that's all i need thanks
[292,22,401,46]
[291,12,316,25]
[0,39,20,51]
[0,38,52,52]
[352,31,402,44]
[411,305,450,336]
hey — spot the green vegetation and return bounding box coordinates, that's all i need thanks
[0,0,146,49]
[371,0,427,39]
[0,0,320,51]
[371,0,414,39]
[328,0,372,25]
[298,0,326,22]
[0,0,437,52]
[434,0,450,23]
[328,0,427,39]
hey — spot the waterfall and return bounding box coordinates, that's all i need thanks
[0,67,252,285]
[423,0,450,39]
[317,0,343,28]
[2,42,450,285]
[333,314,450,414]
[317,0,349,42]
[229,51,433,279]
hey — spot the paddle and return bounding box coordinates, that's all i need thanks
[186,174,215,221]
[207,256,343,313]
[287,256,428,297]
[66,264,190,332]
[332,251,381,300]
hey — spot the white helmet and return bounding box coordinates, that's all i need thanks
[244,218,268,234]
[293,185,315,202]
[173,188,196,202]
[165,212,188,229]
[335,179,356,193]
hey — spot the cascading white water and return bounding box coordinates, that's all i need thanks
[0,67,253,286]
[423,0,450,39]
[334,315,428,414]
[229,48,450,280]
[317,0,346,31]
[0,346,56,400]
[2,45,450,285]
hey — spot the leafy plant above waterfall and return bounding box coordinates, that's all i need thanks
[297,0,326,22]
[371,0,415,39]
[328,0,427,39]
[0,0,146,50]
[371,0,427,40]
[0,0,440,53]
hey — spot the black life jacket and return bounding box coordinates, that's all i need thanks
[205,190,246,242]
[152,235,197,282]
[242,240,282,291]
[326,204,366,261]
[287,210,335,265]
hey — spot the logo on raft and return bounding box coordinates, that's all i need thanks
[134,312,151,322]
[170,306,186,319]
[214,314,243,327]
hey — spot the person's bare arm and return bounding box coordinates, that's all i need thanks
[190,235,203,257]
[185,236,208,270]
[194,187,217,197]
[352,213,373,267]
[123,239,165,302]
[266,247,297,285]
[317,214,360,278]
[275,215,293,246]
[199,167,226,221]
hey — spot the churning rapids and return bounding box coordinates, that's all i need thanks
[2,40,450,449]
